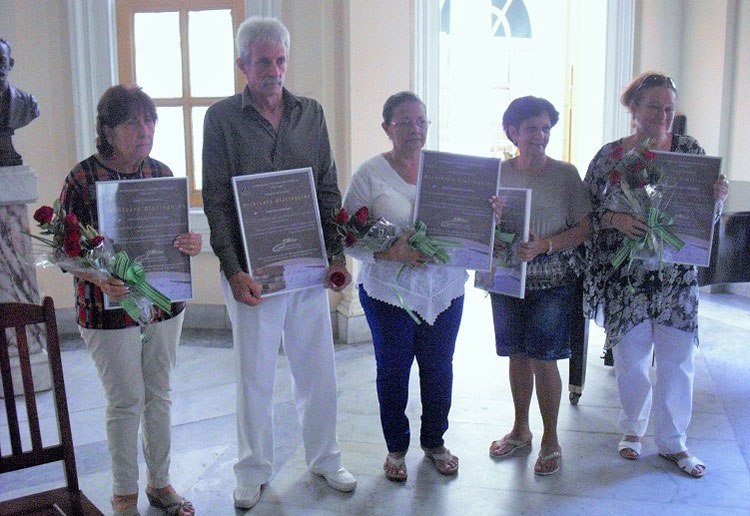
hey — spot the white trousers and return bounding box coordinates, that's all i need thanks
[80,310,184,495]
[221,276,343,487]
[613,320,695,453]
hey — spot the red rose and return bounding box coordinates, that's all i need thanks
[354,206,369,226]
[63,213,79,230]
[609,171,622,184]
[335,208,349,224]
[63,235,82,257]
[33,205,54,224]
[329,271,346,287]
[610,146,624,160]
[345,232,357,246]
[632,161,645,173]
[89,235,105,247]
[643,150,656,160]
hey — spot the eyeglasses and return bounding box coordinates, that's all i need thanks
[636,74,677,94]
[389,118,431,130]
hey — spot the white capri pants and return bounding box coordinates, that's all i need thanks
[80,310,184,495]
[613,319,695,453]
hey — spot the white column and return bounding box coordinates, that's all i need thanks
[0,165,52,396]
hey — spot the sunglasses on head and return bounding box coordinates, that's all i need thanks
[636,74,677,94]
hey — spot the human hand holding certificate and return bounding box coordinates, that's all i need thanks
[475,188,531,298]
[232,168,328,296]
[96,177,193,309]
[414,150,500,270]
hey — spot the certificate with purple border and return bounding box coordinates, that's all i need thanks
[96,177,193,309]
[475,187,531,298]
[232,168,328,296]
[414,150,500,271]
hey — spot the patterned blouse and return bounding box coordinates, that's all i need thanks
[583,134,705,348]
[59,155,185,330]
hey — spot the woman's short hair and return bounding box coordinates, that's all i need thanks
[502,96,559,143]
[620,71,677,109]
[236,17,290,63]
[96,85,157,158]
[382,91,425,124]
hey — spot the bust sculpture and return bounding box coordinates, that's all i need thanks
[0,38,40,167]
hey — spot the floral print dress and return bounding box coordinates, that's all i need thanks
[583,134,705,348]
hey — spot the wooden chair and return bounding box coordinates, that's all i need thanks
[0,297,102,515]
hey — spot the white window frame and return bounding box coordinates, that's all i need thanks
[414,0,634,149]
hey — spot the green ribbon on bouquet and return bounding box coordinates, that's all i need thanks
[645,207,684,252]
[111,251,172,320]
[390,221,462,325]
[408,221,461,264]
[494,227,516,244]
[609,207,685,292]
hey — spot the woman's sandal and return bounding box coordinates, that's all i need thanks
[489,436,532,458]
[659,453,706,478]
[145,486,195,516]
[618,436,642,460]
[422,447,459,476]
[111,495,140,516]
[384,453,408,482]
[534,450,562,476]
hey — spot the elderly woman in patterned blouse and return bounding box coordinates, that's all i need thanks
[60,85,201,515]
[583,72,729,478]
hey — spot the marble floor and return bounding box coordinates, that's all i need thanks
[2,282,749,515]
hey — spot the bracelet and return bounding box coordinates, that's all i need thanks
[546,238,553,255]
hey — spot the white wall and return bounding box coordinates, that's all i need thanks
[634,0,746,184]
[1,0,77,307]
[728,0,749,182]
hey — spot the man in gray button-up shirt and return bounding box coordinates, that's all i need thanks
[201,17,356,509]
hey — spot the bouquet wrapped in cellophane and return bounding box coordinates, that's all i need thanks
[333,206,460,322]
[26,200,171,325]
[603,139,684,286]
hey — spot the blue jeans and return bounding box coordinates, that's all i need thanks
[359,288,464,452]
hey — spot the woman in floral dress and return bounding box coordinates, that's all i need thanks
[584,72,729,478]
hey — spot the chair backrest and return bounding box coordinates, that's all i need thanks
[0,296,80,492]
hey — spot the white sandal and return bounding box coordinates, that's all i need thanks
[618,436,642,460]
[659,453,706,478]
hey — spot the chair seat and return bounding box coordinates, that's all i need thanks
[0,487,102,515]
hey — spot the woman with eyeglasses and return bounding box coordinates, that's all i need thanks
[343,91,501,481]
[583,72,729,478]
[487,96,591,476]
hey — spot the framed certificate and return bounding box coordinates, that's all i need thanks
[414,150,500,270]
[475,188,531,298]
[96,176,193,308]
[232,168,328,296]
[651,151,722,267]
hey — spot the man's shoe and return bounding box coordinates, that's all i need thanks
[233,484,261,509]
[317,467,357,492]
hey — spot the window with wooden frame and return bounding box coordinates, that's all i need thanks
[116,0,245,207]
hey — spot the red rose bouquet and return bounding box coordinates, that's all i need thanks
[603,139,684,278]
[333,206,457,264]
[26,200,171,324]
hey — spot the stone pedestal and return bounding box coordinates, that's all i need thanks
[0,164,51,396]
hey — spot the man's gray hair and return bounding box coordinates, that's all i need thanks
[236,17,290,62]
